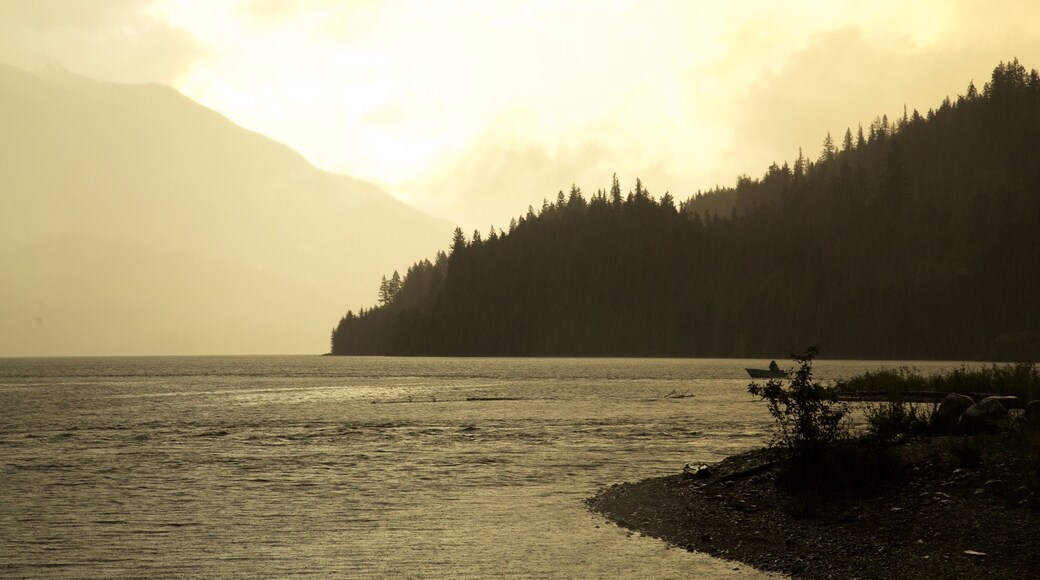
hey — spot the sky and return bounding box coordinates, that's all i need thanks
[2,0,1040,231]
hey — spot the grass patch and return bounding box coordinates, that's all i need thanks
[836,362,1040,401]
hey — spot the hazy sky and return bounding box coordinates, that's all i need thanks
[3,0,1039,230]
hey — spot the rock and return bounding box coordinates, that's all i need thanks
[959,397,1009,432]
[683,462,713,479]
[1025,400,1040,427]
[936,393,974,433]
[1012,486,1030,502]
[984,479,1006,494]
[985,395,1023,409]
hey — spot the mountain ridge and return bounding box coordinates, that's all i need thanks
[0,62,451,356]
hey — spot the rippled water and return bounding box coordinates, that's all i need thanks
[0,356,965,578]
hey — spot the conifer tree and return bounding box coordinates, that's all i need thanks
[819,132,836,162]
[388,271,402,302]
[450,227,466,255]
[378,275,390,305]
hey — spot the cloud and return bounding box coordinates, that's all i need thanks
[4,0,1038,232]
[404,110,692,231]
[406,1,1040,231]
[0,0,209,84]
[717,21,1040,181]
[0,0,148,28]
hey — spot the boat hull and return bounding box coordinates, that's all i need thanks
[745,368,786,379]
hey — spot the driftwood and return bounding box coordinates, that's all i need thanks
[710,460,781,484]
[465,396,522,401]
[837,390,1006,403]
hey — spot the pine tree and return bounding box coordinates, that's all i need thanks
[660,191,676,212]
[819,132,836,162]
[378,275,390,305]
[567,184,584,207]
[450,227,466,255]
[610,173,622,206]
[388,270,402,302]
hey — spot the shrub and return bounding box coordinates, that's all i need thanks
[749,348,909,495]
[865,401,934,439]
[748,347,850,464]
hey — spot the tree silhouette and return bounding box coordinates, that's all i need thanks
[450,227,466,255]
[331,59,1040,362]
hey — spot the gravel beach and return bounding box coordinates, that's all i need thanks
[588,436,1040,579]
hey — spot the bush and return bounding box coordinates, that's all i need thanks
[749,348,909,495]
[865,401,934,439]
[748,347,850,464]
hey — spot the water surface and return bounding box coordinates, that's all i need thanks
[0,356,965,578]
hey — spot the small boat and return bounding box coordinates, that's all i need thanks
[745,368,786,379]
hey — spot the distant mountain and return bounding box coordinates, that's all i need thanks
[0,63,450,356]
[331,59,1040,361]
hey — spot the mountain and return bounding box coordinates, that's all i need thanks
[0,63,451,356]
[331,59,1040,361]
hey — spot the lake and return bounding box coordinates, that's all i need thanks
[0,356,966,578]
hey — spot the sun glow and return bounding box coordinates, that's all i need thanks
[49,0,1040,227]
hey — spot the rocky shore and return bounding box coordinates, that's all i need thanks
[587,436,1040,579]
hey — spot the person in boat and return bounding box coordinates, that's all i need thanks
[768,360,779,372]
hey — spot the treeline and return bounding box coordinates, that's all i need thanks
[331,59,1040,360]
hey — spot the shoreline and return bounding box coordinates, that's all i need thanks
[587,437,1039,579]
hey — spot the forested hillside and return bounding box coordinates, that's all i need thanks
[332,60,1040,360]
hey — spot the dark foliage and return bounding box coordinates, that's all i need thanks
[864,401,934,440]
[747,348,904,496]
[836,362,1040,400]
[748,347,849,460]
[332,60,1040,360]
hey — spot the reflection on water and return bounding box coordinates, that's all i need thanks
[0,356,965,578]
